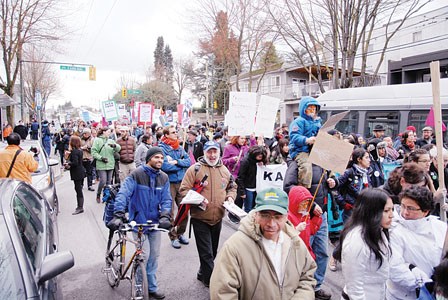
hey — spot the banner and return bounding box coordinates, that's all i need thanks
[178,100,192,128]
[254,95,280,138]
[138,102,153,124]
[102,100,119,121]
[166,109,173,122]
[256,164,287,193]
[383,162,401,180]
[177,104,184,125]
[228,92,257,136]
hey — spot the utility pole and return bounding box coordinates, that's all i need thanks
[205,61,209,123]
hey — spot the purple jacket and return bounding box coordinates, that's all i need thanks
[222,138,256,178]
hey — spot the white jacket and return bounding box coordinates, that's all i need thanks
[342,226,390,300]
[387,206,447,300]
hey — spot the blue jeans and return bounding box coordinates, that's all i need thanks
[244,189,256,213]
[134,230,161,293]
[310,212,329,290]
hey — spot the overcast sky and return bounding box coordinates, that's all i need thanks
[47,0,447,111]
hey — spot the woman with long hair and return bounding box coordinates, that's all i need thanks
[397,130,417,159]
[334,188,394,300]
[222,136,251,178]
[65,135,86,215]
[269,138,289,164]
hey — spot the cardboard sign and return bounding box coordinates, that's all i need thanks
[321,111,350,131]
[256,164,287,193]
[254,95,280,138]
[228,92,257,136]
[102,100,119,121]
[138,103,153,123]
[308,131,354,174]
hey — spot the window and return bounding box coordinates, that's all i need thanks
[413,31,422,42]
[270,75,281,92]
[331,111,359,134]
[365,111,399,138]
[13,185,44,271]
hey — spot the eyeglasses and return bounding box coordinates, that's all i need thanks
[258,212,286,222]
[169,131,177,134]
[400,203,421,212]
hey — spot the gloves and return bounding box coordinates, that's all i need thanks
[109,143,116,148]
[101,157,109,163]
[411,267,431,285]
[344,203,354,210]
[158,212,172,230]
[107,211,125,231]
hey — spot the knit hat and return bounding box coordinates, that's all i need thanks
[406,125,416,132]
[145,147,163,163]
[254,188,289,215]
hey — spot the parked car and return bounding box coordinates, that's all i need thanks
[0,140,60,214]
[0,179,74,299]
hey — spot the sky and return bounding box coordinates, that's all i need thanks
[46,0,447,112]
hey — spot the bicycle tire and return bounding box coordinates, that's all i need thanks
[105,234,122,287]
[130,260,149,300]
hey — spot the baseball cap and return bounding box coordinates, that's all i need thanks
[203,141,220,152]
[422,126,432,131]
[254,188,289,215]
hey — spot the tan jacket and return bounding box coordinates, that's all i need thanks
[179,158,237,226]
[0,145,38,183]
[210,211,317,300]
[80,135,94,161]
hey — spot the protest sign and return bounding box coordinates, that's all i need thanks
[254,95,280,138]
[102,100,119,121]
[166,110,173,122]
[228,92,257,136]
[256,164,287,193]
[383,162,401,180]
[153,108,161,124]
[138,103,153,124]
[321,111,350,131]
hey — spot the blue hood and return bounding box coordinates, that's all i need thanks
[298,96,320,119]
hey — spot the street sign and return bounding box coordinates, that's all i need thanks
[128,89,142,95]
[60,65,86,71]
[35,90,42,111]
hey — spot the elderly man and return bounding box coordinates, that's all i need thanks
[210,188,317,299]
[416,126,433,147]
[180,141,236,288]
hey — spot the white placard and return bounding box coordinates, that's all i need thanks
[138,103,153,123]
[102,100,118,121]
[254,95,280,138]
[153,109,161,125]
[117,104,126,117]
[228,92,257,136]
[256,164,287,193]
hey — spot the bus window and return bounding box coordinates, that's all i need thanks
[331,111,358,134]
[365,111,399,138]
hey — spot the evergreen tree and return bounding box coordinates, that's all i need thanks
[154,36,165,81]
[259,42,282,69]
[164,45,173,84]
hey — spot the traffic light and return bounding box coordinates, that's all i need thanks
[121,88,127,98]
[89,66,96,81]
[214,101,218,109]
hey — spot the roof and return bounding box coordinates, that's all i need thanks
[0,93,17,108]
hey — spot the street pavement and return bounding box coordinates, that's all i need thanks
[55,170,343,300]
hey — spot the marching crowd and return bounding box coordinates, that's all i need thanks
[1,96,448,299]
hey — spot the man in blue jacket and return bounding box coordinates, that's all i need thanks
[159,125,191,249]
[110,146,172,299]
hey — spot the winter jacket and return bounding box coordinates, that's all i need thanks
[342,226,390,300]
[369,159,385,187]
[91,136,121,170]
[288,96,322,159]
[336,166,373,207]
[387,207,447,300]
[236,155,259,192]
[210,211,317,299]
[179,158,237,226]
[0,145,38,183]
[68,148,86,181]
[184,140,204,162]
[117,136,137,163]
[135,143,151,168]
[159,141,191,183]
[80,135,94,161]
[222,144,250,178]
[114,165,172,226]
[41,124,51,141]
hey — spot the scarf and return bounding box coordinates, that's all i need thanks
[406,140,415,151]
[353,164,370,189]
[161,136,180,150]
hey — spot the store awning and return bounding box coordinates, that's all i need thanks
[0,93,17,107]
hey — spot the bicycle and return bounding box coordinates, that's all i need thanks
[102,220,168,300]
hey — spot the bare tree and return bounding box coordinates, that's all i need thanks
[0,0,65,124]
[173,57,195,104]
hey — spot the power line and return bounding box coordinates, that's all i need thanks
[74,0,96,58]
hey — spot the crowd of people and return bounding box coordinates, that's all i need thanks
[1,96,448,299]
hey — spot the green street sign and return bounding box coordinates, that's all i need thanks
[128,89,142,95]
[60,65,86,71]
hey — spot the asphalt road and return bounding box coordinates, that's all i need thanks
[55,170,343,300]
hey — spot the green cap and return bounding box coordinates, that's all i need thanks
[254,188,289,215]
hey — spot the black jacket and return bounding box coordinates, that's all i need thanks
[237,155,258,192]
[68,149,86,181]
[184,141,204,161]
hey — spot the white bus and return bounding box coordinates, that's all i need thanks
[317,79,448,139]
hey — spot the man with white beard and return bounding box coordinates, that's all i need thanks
[179,141,237,288]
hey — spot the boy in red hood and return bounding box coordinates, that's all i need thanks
[288,186,323,259]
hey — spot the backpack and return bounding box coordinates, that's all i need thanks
[102,184,121,226]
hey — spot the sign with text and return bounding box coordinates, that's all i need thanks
[256,164,287,193]
[254,95,280,138]
[228,92,257,136]
[153,109,161,125]
[102,100,119,121]
[117,104,127,117]
[138,102,153,123]
[60,65,86,71]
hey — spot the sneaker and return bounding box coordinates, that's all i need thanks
[171,239,181,249]
[72,208,84,215]
[315,289,332,300]
[178,235,189,245]
[329,256,337,272]
[148,291,165,299]
[96,195,101,203]
[88,186,95,191]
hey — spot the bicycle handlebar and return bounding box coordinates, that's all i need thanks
[118,221,169,233]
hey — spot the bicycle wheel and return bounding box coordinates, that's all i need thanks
[130,260,149,300]
[105,234,122,287]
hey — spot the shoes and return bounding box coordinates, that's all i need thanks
[72,208,84,215]
[196,271,209,288]
[315,289,332,300]
[178,235,189,245]
[96,195,101,203]
[329,256,337,271]
[149,291,165,299]
[171,239,181,249]
[88,186,95,191]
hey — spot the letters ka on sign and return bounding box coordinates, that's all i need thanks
[256,164,287,193]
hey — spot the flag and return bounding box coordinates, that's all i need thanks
[425,106,446,132]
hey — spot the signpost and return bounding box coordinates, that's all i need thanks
[60,65,86,71]
[128,89,142,95]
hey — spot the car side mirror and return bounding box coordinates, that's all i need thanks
[37,251,74,285]
[48,159,59,167]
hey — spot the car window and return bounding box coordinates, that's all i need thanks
[13,185,44,271]
[0,220,26,299]
[23,146,47,174]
